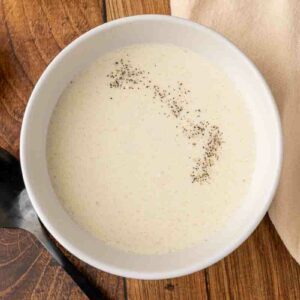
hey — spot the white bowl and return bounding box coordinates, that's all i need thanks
[20,15,282,279]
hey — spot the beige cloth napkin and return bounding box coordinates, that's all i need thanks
[171,0,300,263]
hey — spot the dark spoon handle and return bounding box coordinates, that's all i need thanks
[37,224,105,300]
[0,148,106,300]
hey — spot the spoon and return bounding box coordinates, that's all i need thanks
[0,148,106,300]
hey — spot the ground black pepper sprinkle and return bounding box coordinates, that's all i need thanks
[107,56,224,184]
[191,125,224,183]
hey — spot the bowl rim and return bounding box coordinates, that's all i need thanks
[20,14,283,280]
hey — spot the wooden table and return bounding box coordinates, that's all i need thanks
[1,1,300,299]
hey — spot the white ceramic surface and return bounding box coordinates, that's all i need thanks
[20,15,282,280]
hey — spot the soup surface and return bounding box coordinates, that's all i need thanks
[47,44,255,255]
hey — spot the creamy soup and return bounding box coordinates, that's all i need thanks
[47,44,255,255]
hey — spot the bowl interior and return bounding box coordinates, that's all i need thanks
[21,15,282,279]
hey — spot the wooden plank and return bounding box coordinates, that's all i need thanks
[0,1,125,299]
[0,0,103,157]
[105,1,208,299]
[207,216,300,299]
[105,1,300,300]
[106,0,170,21]
[126,274,208,300]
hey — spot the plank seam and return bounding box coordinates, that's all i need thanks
[122,277,128,300]
[102,0,107,23]
[204,269,211,300]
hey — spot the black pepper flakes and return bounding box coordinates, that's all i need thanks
[107,56,224,185]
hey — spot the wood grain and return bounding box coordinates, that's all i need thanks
[1,0,300,299]
[106,0,170,20]
[0,228,87,299]
[0,0,102,157]
[0,1,124,299]
[207,217,300,300]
